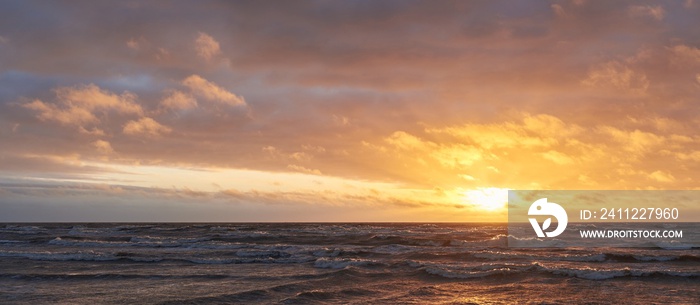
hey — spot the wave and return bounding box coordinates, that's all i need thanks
[0,225,46,234]
[536,263,700,280]
[185,256,316,265]
[449,234,512,248]
[471,250,607,262]
[413,260,700,280]
[0,272,237,281]
[0,239,28,244]
[129,235,211,243]
[46,236,221,248]
[48,237,184,248]
[653,241,695,250]
[313,257,385,269]
[424,266,518,279]
[0,250,118,262]
[0,248,318,265]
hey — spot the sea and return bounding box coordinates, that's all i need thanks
[0,223,698,304]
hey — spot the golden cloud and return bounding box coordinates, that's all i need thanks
[123,117,172,136]
[92,140,114,155]
[182,75,246,106]
[23,84,142,127]
[160,90,197,110]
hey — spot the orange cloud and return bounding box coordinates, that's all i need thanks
[649,170,675,183]
[24,99,98,126]
[287,164,322,175]
[123,117,172,136]
[598,127,664,156]
[195,32,221,61]
[182,75,246,106]
[22,84,143,128]
[582,61,649,94]
[364,111,700,191]
[92,140,114,155]
[160,90,197,110]
[54,84,142,115]
[670,45,700,64]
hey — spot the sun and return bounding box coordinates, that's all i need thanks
[461,187,508,211]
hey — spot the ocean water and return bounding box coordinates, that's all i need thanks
[0,223,698,304]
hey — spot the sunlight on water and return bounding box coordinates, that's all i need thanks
[0,223,697,304]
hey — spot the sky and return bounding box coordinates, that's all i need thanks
[1,0,700,222]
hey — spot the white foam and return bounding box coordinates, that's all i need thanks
[654,241,693,250]
[547,267,629,280]
[472,250,606,262]
[449,235,509,249]
[313,258,377,269]
[424,266,515,279]
[312,248,342,257]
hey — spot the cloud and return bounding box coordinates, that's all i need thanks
[24,99,98,126]
[54,84,143,115]
[649,170,675,183]
[385,131,483,168]
[160,90,197,110]
[126,38,140,50]
[542,150,574,165]
[23,84,143,128]
[459,174,476,181]
[0,153,113,176]
[367,110,700,190]
[675,151,700,161]
[79,127,106,136]
[263,146,314,162]
[123,117,172,136]
[385,131,424,150]
[598,127,664,155]
[425,114,578,150]
[332,115,350,126]
[287,164,322,175]
[627,5,665,21]
[92,140,114,154]
[195,32,221,61]
[582,61,649,94]
[431,144,483,168]
[551,4,569,18]
[302,145,326,154]
[670,45,700,64]
[181,75,246,106]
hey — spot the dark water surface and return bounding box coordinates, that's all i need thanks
[0,223,698,304]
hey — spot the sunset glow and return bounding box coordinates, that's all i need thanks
[1,1,700,222]
[461,188,508,212]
